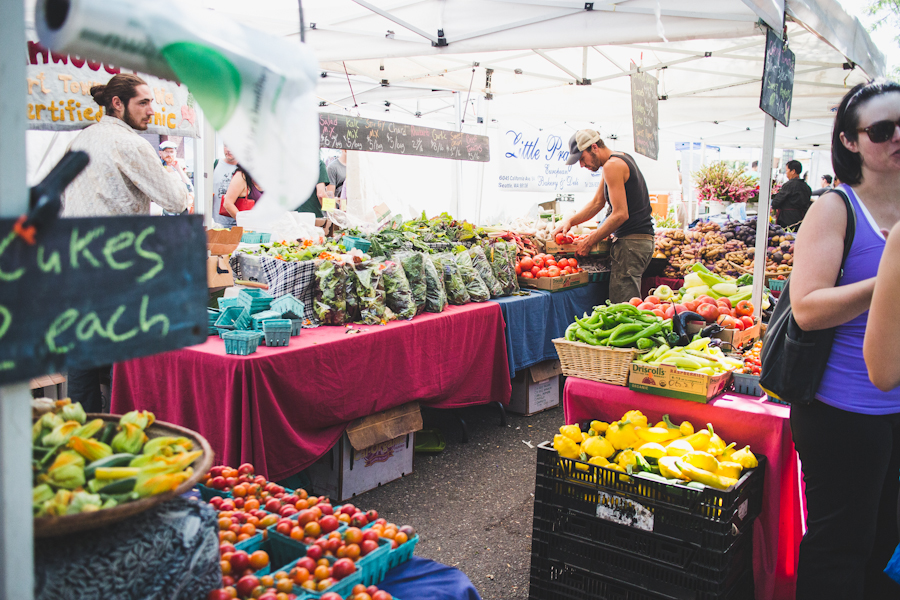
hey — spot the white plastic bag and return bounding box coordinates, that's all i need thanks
[269,212,325,244]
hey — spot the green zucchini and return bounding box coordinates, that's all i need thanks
[97,477,137,495]
[85,453,136,479]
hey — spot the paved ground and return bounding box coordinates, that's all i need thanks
[351,401,567,600]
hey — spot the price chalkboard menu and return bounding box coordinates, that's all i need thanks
[319,114,490,162]
[630,71,659,160]
[760,29,795,127]
[0,215,208,385]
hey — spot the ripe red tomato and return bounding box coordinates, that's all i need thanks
[652,308,666,318]
[537,269,550,278]
[643,296,660,305]
[531,266,540,276]
[717,297,732,309]
[740,316,754,329]
[697,296,716,306]
[546,259,558,267]
[547,266,561,277]
[697,303,719,322]
[664,305,676,319]
[520,257,534,271]
[533,257,544,268]
[563,266,573,274]
[637,302,656,311]
[557,258,569,268]
[515,263,522,275]
[735,300,754,318]
[521,271,534,279]
[568,257,578,267]
[674,304,687,314]
[717,314,738,329]
[555,233,566,244]
[629,297,643,307]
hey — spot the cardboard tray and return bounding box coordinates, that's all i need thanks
[518,271,590,292]
[545,239,610,256]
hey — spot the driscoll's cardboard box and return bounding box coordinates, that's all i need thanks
[628,362,732,404]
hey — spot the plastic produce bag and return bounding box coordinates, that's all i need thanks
[383,260,417,319]
[489,242,519,296]
[422,254,448,313]
[454,250,490,302]
[468,246,503,297]
[433,252,471,305]
[340,261,360,323]
[314,260,346,325]
[354,263,392,324]
[393,251,426,314]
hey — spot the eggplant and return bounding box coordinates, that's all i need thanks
[670,311,705,347]
[701,323,724,338]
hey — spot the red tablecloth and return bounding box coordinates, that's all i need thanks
[112,303,512,481]
[563,378,801,600]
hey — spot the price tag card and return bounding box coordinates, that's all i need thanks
[322,197,336,212]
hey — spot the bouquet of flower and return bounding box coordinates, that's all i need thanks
[693,162,757,204]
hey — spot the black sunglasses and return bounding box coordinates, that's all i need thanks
[856,118,900,143]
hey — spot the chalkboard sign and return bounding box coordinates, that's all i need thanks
[319,114,490,162]
[760,29,795,127]
[630,71,659,161]
[0,215,208,385]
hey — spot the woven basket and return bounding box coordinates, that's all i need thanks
[552,338,643,386]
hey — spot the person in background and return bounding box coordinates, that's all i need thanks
[811,174,834,197]
[213,144,239,227]
[62,73,190,413]
[295,158,333,218]
[791,79,900,600]
[222,164,263,219]
[553,129,654,303]
[771,159,812,228]
[327,149,347,199]
[158,140,193,215]
[746,160,760,182]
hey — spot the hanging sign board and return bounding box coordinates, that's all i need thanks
[319,114,489,162]
[760,29,795,127]
[497,122,602,193]
[25,35,199,137]
[630,71,659,161]
[0,216,208,385]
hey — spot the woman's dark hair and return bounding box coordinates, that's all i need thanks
[832,78,900,185]
[89,73,148,113]
[234,164,258,196]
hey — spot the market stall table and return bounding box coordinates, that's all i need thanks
[563,378,800,600]
[491,281,608,377]
[112,303,511,481]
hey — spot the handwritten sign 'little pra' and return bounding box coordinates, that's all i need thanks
[497,122,602,193]
[0,216,208,385]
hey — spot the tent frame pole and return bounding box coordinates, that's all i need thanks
[752,115,777,314]
[0,0,35,598]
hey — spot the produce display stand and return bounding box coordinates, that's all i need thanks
[489,282,609,378]
[562,377,803,600]
[111,302,512,481]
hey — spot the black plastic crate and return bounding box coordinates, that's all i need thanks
[532,501,752,580]
[528,554,754,600]
[531,527,749,595]
[534,443,765,547]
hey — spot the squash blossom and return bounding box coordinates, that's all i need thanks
[120,410,155,430]
[60,402,87,425]
[142,436,193,457]
[37,489,74,517]
[134,471,191,497]
[112,423,148,454]
[33,412,65,443]
[140,450,202,476]
[33,483,55,514]
[43,451,85,490]
[42,420,82,447]
[73,418,104,440]
[68,436,113,462]
[66,491,103,515]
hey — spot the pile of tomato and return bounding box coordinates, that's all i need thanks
[516,253,584,279]
[737,340,763,375]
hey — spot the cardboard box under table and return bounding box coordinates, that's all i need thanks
[206,227,243,289]
[510,360,562,416]
[629,362,732,403]
[307,403,422,502]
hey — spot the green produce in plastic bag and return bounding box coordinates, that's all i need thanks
[454,250,490,302]
[383,260,417,319]
[469,246,503,297]
[354,263,392,324]
[433,252,470,305]
[314,260,347,325]
[340,261,360,323]
[489,242,519,296]
[422,254,448,313]
[393,251,426,314]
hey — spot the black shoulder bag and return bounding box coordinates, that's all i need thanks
[759,189,856,405]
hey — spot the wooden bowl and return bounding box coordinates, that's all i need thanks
[33,413,214,537]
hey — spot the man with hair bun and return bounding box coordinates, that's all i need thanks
[61,73,191,413]
[61,73,191,218]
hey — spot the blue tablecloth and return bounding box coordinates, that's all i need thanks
[381,557,482,600]
[490,282,608,377]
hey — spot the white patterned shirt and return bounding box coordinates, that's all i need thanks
[62,116,190,217]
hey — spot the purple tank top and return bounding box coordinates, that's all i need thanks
[816,185,900,414]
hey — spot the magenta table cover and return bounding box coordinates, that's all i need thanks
[112,303,511,481]
[563,377,802,600]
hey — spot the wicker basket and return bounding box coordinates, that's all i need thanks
[552,338,644,386]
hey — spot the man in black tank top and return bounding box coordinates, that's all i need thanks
[553,129,654,303]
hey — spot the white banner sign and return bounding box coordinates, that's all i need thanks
[25,36,198,137]
[497,123,602,193]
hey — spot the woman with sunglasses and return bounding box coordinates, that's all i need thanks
[789,79,900,599]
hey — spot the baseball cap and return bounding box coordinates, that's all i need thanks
[565,129,602,165]
[159,141,178,150]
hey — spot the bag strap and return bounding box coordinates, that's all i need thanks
[829,188,857,286]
